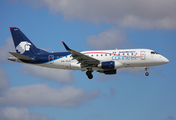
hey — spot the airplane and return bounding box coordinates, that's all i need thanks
[8,27,169,79]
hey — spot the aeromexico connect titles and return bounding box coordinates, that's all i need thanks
[8,27,169,79]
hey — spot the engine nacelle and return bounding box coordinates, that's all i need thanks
[98,61,115,69]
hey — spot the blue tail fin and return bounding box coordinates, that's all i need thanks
[10,27,48,55]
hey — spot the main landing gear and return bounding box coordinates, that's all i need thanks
[86,69,93,79]
[145,67,149,76]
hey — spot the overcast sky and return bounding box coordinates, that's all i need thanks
[0,0,176,120]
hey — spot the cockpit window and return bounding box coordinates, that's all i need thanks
[151,51,155,54]
[151,51,159,54]
[155,52,159,54]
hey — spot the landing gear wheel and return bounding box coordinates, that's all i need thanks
[145,72,149,76]
[86,71,93,79]
[145,67,150,76]
[88,74,93,79]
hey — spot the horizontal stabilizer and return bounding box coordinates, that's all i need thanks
[9,52,32,60]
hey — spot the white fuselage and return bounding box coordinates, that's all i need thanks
[32,49,169,71]
[9,27,169,78]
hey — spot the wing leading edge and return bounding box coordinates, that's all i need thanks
[62,41,100,67]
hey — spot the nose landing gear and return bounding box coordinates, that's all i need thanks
[145,72,149,76]
[145,67,149,76]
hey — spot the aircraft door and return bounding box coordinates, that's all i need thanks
[48,55,54,63]
[140,51,146,60]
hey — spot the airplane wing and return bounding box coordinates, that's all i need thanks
[62,41,100,67]
[9,52,32,60]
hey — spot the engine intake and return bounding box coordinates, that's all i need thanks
[98,61,115,69]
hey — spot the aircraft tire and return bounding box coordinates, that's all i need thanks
[86,71,93,79]
[145,72,149,76]
[88,74,93,79]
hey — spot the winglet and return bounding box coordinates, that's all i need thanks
[62,41,71,50]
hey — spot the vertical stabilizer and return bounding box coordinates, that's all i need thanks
[10,27,47,55]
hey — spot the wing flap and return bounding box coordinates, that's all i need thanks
[70,50,99,65]
[9,52,32,60]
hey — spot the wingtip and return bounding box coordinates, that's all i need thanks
[62,41,71,50]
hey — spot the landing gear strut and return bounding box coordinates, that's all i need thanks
[145,67,149,76]
[86,69,93,79]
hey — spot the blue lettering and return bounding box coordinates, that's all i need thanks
[126,55,130,60]
[121,56,125,60]
[112,56,115,60]
[112,55,137,61]
[131,55,136,60]
[134,55,136,60]
[115,56,120,60]
[131,55,134,60]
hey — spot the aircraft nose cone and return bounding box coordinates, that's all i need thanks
[163,57,169,63]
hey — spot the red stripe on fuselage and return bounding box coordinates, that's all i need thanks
[83,52,113,55]
[83,52,141,58]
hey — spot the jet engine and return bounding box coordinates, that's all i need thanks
[98,61,115,69]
